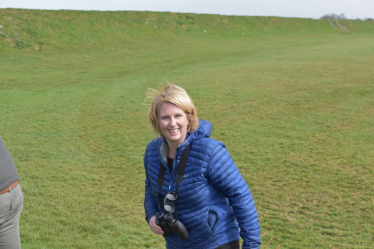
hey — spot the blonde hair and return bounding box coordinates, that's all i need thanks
[147,83,199,138]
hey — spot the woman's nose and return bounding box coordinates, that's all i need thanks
[170,117,176,125]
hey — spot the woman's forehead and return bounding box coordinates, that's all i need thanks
[159,102,184,114]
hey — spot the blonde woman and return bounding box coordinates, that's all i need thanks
[144,84,260,249]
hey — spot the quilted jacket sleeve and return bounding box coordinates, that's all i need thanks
[207,144,261,249]
[144,149,159,224]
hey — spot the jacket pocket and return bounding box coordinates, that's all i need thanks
[207,209,219,234]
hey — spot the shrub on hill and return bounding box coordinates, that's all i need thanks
[320,13,347,20]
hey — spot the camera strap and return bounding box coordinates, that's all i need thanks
[158,143,191,219]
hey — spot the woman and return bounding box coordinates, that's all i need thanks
[144,84,261,249]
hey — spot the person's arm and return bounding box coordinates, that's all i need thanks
[143,150,163,235]
[144,150,159,223]
[206,144,261,249]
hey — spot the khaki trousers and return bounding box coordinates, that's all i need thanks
[0,184,23,249]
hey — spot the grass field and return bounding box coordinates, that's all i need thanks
[1,8,373,248]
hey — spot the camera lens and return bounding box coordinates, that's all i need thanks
[163,213,189,240]
[156,212,165,220]
[164,213,173,223]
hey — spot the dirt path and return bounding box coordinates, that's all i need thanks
[336,21,350,32]
[329,20,350,32]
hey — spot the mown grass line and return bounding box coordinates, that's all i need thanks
[0,9,373,248]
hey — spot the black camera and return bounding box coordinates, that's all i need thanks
[155,212,173,237]
[155,212,189,240]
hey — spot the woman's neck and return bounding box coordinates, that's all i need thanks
[167,144,177,158]
[167,138,183,158]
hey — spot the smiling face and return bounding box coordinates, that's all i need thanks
[159,102,189,148]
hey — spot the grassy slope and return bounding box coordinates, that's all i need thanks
[1,8,374,53]
[1,8,373,248]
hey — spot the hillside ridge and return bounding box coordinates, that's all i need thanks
[1,8,374,53]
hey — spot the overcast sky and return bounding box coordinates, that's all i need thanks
[1,0,373,20]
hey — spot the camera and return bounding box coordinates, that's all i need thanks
[155,212,173,237]
[155,212,189,240]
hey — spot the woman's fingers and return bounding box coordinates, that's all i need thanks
[149,215,164,235]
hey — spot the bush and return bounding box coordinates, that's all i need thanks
[320,13,347,20]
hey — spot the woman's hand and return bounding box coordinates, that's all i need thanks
[149,215,164,235]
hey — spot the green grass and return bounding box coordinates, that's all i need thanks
[1,8,373,248]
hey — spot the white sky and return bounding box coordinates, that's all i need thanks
[1,0,373,20]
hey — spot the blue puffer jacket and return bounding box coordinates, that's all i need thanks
[144,120,261,249]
